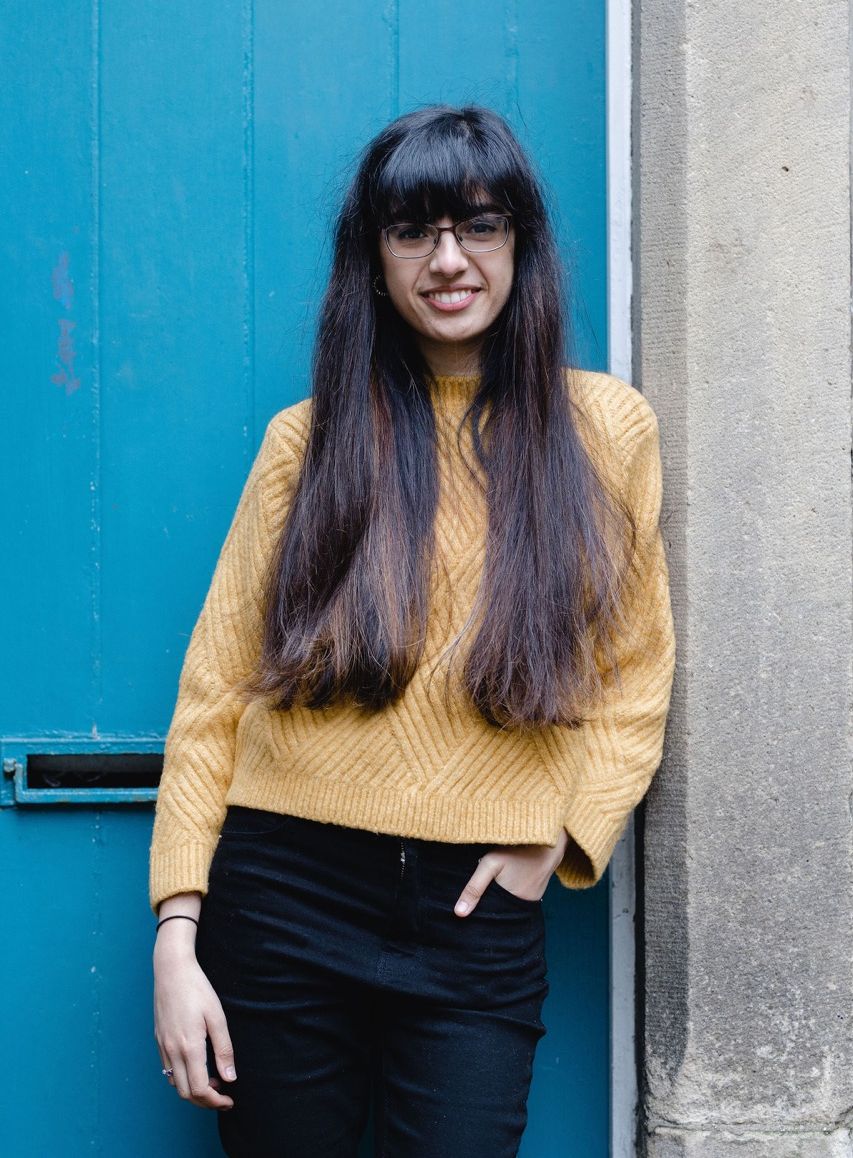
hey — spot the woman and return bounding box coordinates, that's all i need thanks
[150,104,675,1157]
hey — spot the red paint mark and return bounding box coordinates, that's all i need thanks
[51,252,80,395]
[51,317,80,396]
[52,251,74,310]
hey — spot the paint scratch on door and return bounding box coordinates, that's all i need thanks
[51,251,80,395]
[52,251,74,310]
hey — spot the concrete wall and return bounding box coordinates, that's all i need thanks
[632,1,853,1153]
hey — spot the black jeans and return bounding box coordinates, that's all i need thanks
[195,806,550,1158]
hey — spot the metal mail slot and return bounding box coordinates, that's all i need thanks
[1,742,164,806]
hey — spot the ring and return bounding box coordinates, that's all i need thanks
[162,1067,174,1077]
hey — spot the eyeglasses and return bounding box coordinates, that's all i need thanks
[381,213,512,259]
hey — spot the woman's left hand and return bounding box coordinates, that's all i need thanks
[454,827,571,916]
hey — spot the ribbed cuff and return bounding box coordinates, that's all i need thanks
[149,842,217,915]
[554,792,628,890]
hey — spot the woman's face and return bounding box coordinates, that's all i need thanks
[378,209,516,375]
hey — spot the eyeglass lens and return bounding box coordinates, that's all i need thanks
[384,214,509,258]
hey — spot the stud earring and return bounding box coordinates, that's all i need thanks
[372,274,388,297]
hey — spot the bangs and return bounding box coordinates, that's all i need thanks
[369,123,515,226]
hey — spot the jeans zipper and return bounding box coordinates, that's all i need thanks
[399,839,406,881]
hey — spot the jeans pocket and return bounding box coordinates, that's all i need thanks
[489,876,543,909]
[218,805,293,839]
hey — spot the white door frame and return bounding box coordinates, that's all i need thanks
[607,1,638,1155]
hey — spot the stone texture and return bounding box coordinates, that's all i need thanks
[648,1131,852,1158]
[632,0,853,1153]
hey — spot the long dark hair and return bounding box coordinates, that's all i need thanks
[240,104,635,730]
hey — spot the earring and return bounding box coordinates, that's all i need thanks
[372,274,388,297]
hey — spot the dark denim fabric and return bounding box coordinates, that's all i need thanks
[195,805,550,1158]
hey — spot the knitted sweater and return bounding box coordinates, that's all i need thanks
[149,370,676,912]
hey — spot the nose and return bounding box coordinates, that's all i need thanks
[428,230,469,278]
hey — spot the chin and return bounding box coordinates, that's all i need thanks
[429,330,481,347]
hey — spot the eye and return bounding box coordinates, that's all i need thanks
[460,215,501,237]
[388,223,428,241]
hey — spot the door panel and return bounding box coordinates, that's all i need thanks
[2,3,610,1153]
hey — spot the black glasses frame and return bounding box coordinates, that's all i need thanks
[381,214,513,259]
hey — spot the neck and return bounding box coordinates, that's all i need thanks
[417,336,483,378]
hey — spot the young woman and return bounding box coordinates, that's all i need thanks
[150,104,676,1158]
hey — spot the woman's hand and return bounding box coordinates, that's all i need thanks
[454,827,571,916]
[153,903,236,1112]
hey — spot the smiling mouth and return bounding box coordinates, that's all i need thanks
[422,288,481,310]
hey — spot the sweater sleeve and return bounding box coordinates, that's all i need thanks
[148,414,303,913]
[554,399,676,889]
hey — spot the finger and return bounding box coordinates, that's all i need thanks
[198,1077,235,1111]
[170,1053,192,1102]
[155,1040,176,1088]
[186,1042,234,1111]
[207,1008,237,1084]
[207,1076,236,1109]
[454,857,500,916]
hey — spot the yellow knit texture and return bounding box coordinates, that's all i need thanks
[149,370,676,912]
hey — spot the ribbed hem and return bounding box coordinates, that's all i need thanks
[225,773,566,847]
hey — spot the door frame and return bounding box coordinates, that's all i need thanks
[607,1,638,1155]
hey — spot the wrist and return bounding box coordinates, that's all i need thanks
[153,904,200,963]
[153,922,198,964]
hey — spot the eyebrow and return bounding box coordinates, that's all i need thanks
[467,201,506,215]
[392,202,507,223]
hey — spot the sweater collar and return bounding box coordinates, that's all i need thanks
[429,374,482,411]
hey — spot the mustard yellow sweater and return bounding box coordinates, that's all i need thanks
[149,370,676,912]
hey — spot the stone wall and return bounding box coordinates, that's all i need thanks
[632,1,853,1153]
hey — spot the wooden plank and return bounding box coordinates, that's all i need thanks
[98,0,251,732]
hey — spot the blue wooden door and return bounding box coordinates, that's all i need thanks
[1,3,610,1154]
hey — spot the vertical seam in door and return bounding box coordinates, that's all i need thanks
[89,10,105,1147]
[503,0,519,118]
[90,0,103,720]
[387,0,400,118]
[241,0,256,451]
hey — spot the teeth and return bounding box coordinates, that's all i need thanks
[427,290,474,304]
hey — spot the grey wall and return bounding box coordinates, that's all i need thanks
[632,1,853,1154]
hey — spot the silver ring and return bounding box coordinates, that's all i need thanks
[162,1067,174,1077]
